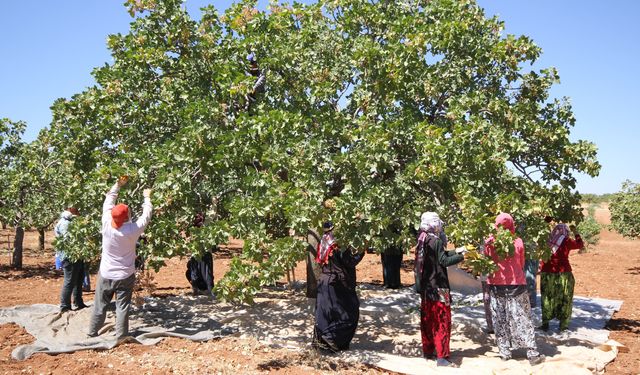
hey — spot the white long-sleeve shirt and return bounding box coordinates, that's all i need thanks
[99,183,152,280]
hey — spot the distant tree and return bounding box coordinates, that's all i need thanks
[581,193,613,205]
[577,205,600,250]
[1,118,27,268]
[609,181,640,239]
[0,119,65,268]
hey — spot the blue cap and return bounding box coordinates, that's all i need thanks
[323,221,334,232]
[246,53,256,63]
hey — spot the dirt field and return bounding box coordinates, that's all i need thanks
[0,204,638,374]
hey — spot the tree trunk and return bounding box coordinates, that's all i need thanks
[38,228,45,252]
[12,188,26,269]
[1,222,6,230]
[12,226,24,269]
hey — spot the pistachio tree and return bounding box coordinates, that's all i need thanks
[0,119,66,268]
[47,0,599,301]
[610,180,640,239]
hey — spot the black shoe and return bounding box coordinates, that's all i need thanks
[500,354,512,361]
[423,352,436,360]
[60,306,71,313]
[537,323,549,331]
[74,303,89,310]
[529,354,545,366]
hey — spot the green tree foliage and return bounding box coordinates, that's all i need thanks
[581,193,613,205]
[577,205,600,249]
[0,118,26,224]
[609,180,640,239]
[45,0,599,301]
[0,120,65,267]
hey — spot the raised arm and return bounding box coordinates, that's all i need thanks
[102,176,129,224]
[564,224,584,251]
[103,183,120,213]
[566,235,584,250]
[133,189,153,235]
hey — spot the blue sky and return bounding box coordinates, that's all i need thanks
[1,1,638,194]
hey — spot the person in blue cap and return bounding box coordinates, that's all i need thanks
[245,52,266,109]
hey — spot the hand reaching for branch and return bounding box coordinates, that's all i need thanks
[143,189,152,198]
[117,175,129,187]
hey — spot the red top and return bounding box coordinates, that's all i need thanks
[485,213,526,286]
[540,235,584,273]
[485,237,527,285]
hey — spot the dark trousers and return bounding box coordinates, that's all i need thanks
[524,259,539,308]
[89,274,135,339]
[381,252,403,288]
[83,269,91,291]
[481,281,494,332]
[60,259,85,310]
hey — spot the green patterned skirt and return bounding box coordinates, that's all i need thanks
[540,272,575,330]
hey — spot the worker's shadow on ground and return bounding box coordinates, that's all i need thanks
[129,296,234,337]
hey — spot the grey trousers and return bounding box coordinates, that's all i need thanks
[89,273,135,339]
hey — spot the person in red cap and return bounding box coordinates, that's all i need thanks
[88,176,153,340]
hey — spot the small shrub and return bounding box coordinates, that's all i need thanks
[577,207,601,250]
[609,180,640,239]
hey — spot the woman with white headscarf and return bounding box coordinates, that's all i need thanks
[414,212,465,367]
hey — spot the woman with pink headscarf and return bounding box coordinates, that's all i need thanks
[485,213,544,365]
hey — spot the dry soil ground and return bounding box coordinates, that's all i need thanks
[0,204,637,374]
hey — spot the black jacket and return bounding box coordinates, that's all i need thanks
[414,232,463,300]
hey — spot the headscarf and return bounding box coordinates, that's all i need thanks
[548,223,569,254]
[494,212,516,234]
[485,212,516,247]
[420,211,443,237]
[317,230,338,265]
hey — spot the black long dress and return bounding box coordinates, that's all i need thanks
[381,245,403,289]
[314,248,364,351]
[185,250,214,293]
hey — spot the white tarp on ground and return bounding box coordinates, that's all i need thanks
[0,271,622,374]
[0,301,236,360]
[343,287,622,374]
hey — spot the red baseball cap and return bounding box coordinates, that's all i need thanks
[111,204,129,229]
